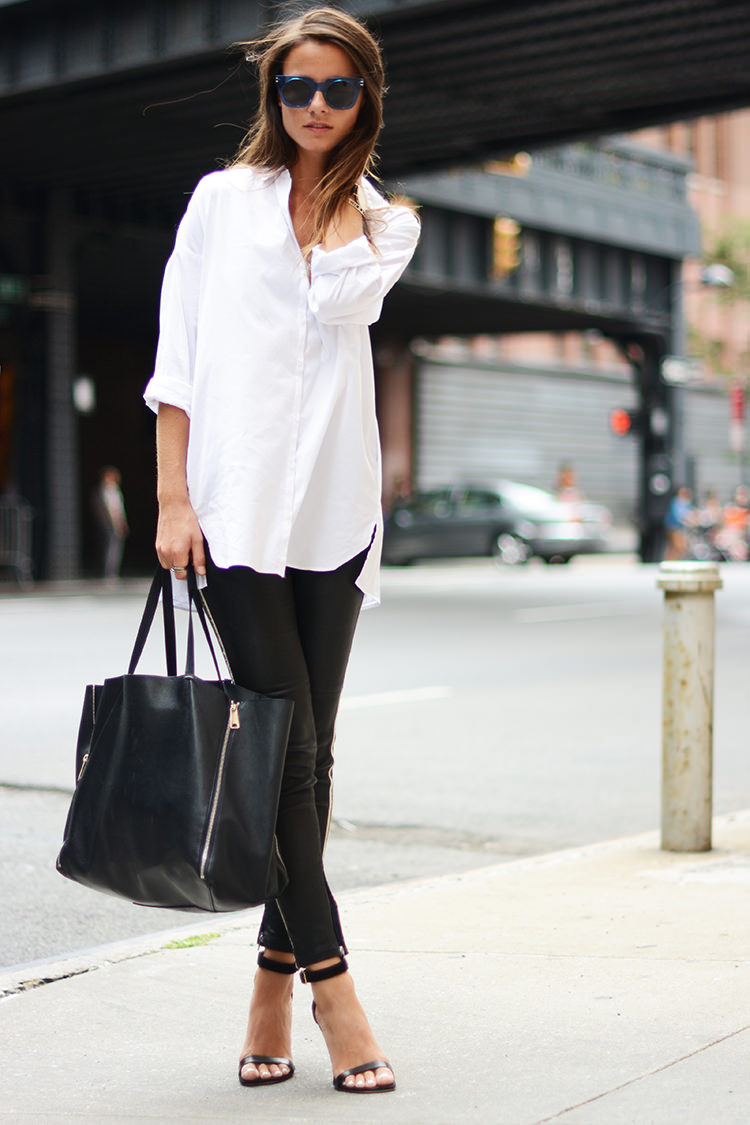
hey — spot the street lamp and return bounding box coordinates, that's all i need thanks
[699,263,735,288]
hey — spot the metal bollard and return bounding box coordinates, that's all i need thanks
[657,561,722,852]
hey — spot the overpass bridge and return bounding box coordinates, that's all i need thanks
[1,0,748,199]
[0,0,745,575]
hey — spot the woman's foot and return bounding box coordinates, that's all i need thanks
[306,959,395,1092]
[238,950,296,1085]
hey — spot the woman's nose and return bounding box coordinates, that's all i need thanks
[309,89,328,112]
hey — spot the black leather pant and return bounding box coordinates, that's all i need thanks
[203,543,366,967]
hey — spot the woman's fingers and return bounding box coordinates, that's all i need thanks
[156,502,204,578]
[191,530,207,576]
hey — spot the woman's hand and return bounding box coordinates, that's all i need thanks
[156,496,206,580]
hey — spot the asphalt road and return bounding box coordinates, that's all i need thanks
[2,555,749,971]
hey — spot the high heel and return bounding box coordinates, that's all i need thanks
[238,951,297,1088]
[300,957,396,1094]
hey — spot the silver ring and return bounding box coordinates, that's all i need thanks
[170,566,188,573]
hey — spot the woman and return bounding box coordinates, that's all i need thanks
[144,5,419,1096]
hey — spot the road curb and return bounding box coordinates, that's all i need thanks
[4,810,748,1000]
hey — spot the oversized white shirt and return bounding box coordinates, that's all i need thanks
[144,166,420,607]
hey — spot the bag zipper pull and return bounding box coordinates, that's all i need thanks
[229,701,240,730]
[77,753,89,781]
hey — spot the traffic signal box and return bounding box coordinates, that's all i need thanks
[493,217,521,278]
[609,407,642,436]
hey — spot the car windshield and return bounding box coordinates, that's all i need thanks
[497,481,562,516]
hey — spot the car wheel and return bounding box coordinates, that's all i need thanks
[492,532,530,566]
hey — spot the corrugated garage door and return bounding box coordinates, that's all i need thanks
[684,387,746,499]
[415,357,736,519]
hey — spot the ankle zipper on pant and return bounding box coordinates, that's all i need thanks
[200,699,240,880]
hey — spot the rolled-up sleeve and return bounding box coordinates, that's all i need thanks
[144,180,208,416]
[308,206,420,326]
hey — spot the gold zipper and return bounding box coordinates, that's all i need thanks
[77,688,99,782]
[200,701,240,880]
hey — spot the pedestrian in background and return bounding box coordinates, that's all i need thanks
[554,462,582,505]
[91,466,128,582]
[663,485,695,560]
[144,5,418,1096]
[698,488,722,540]
[688,488,724,560]
[717,485,750,560]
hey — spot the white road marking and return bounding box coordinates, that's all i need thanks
[513,602,642,623]
[340,685,452,710]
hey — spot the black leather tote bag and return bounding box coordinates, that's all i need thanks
[57,567,292,912]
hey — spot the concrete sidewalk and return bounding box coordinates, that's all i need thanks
[2,811,749,1125]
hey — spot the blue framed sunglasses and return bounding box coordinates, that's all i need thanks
[276,74,364,110]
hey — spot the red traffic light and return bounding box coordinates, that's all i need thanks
[610,407,635,436]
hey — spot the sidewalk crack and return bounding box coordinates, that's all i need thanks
[532,1023,750,1123]
[1,950,157,1001]
[2,964,97,1000]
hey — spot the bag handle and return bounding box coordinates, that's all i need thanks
[127,566,226,686]
[185,567,225,683]
[161,565,178,675]
[128,568,174,675]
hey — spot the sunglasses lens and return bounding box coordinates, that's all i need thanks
[281,78,313,107]
[325,79,358,109]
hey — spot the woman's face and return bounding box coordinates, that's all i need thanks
[279,39,363,158]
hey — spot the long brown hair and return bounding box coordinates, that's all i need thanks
[232,6,385,251]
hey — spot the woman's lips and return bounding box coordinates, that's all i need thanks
[304,123,332,131]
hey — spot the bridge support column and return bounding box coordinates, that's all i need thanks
[37,187,80,580]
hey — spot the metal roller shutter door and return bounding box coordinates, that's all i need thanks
[415,358,640,521]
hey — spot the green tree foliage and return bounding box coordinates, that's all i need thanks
[688,217,750,377]
[706,218,750,303]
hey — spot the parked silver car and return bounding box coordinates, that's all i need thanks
[382,481,611,566]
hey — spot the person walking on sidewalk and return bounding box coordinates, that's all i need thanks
[144,6,419,1096]
[91,466,129,582]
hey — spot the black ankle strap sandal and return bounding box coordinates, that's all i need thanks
[257,951,297,974]
[238,951,297,1087]
[301,958,396,1094]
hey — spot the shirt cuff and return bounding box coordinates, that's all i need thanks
[310,235,373,275]
[143,375,193,417]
